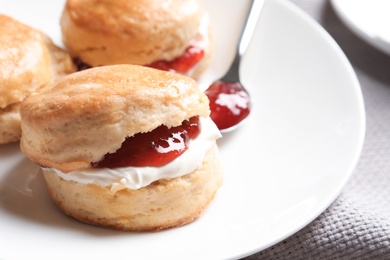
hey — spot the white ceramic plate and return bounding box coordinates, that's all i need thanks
[331,0,390,56]
[0,0,365,259]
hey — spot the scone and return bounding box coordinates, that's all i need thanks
[60,0,212,79]
[0,14,75,144]
[20,64,222,231]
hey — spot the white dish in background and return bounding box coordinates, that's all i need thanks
[331,0,390,56]
[0,0,365,259]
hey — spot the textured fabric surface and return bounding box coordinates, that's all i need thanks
[244,0,390,259]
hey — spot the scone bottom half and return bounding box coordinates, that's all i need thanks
[19,64,223,231]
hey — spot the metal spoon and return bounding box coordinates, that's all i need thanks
[205,0,265,133]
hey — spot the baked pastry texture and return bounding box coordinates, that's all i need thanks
[60,0,212,79]
[20,64,222,231]
[0,14,75,144]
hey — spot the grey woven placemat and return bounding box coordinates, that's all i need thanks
[244,0,390,259]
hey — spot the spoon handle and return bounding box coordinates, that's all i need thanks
[221,0,265,83]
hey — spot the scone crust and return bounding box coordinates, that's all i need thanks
[42,143,222,231]
[20,64,210,172]
[0,14,75,144]
[0,103,21,144]
[60,0,210,67]
[40,33,76,79]
[0,14,53,109]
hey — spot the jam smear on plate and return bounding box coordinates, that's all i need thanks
[92,116,200,168]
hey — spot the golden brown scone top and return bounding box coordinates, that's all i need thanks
[61,0,206,66]
[20,64,210,173]
[0,14,53,109]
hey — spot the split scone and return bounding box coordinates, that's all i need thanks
[20,64,222,231]
[60,0,212,79]
[0,14,75,144]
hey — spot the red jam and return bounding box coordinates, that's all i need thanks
[73,57,91,71]
[74,45,204,73]
[148,45,204,73]
[92,116,200,168]
[205,81,251,131]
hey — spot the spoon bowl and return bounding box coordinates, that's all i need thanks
[205,0,264,133]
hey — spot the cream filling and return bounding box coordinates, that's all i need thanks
[43,117,221,191]
[192,12,211,50]
[184,13,211,77]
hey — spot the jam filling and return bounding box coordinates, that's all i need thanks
[147,45,204,73]
[73,45,204,73]
[73,57,92,71]
[92,116,201,168]
[205,81,251,131]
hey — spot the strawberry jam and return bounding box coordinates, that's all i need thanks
[73,57,91,71]
[148,45,204,73]
[92,116,200,168]
[205,81,251,131]
[74,45,204,73]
